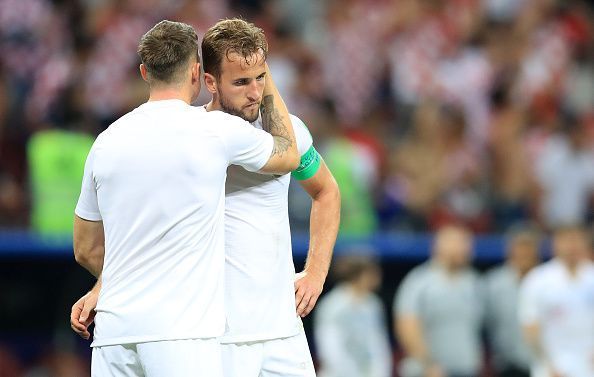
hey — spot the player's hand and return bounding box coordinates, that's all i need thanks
[424,364,445,377]
[70,289,99,340]
[294,270,325,318]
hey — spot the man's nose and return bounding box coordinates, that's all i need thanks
[247,80,260,102]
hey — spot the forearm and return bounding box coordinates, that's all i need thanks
[75,246,104,278]
[397,317,431,364]
[524,324,550,364]
[304,190,340,280]
[73,216,105,278]
[260,65,297,160]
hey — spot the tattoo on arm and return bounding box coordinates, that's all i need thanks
[260,95,292,157]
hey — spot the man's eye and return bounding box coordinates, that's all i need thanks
[256,75,265,81]
[234,80,247,86]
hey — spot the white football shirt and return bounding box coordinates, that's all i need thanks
[221,113,315,343]
[75,99,273,347]
[519,259,594,377]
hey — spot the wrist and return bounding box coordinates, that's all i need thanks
[304,265,327,281]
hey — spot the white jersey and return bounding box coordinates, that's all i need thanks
[221,113,315,343]
[519,259,594,377]
[75,99,273,347]
[314,285,393,377]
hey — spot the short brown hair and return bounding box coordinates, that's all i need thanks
[201,18,268,78]
[137,20,199,84]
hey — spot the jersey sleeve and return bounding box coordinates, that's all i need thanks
[75,143,102,221]
[394,268,424,316]
[220,112,274,172]
[290,115,322,181]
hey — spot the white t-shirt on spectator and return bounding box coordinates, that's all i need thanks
[535,135,594,227]
[519,259,594,377]
[75,99,273,347]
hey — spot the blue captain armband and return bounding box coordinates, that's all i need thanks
[292,145,322,180]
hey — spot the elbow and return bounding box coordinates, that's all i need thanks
[74,248,90,267]
[326,176,341,208]
[288,154,300,171]
[332,178,341,204]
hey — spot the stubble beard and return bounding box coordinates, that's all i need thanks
[218,88,260,123]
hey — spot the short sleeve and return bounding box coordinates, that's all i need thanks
[291,115,313,155]
[75,144,102,221]
[518,270,542,325]
[290,115,322,181]
[394,268,425,316]
[219,113,274,172]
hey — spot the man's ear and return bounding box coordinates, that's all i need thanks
[191,62,201,84]
[204,73,218,94]
[139,64,149,82]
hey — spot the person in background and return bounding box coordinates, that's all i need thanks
[395,225,484,377]
[519,225,594,377]
[485,226,541,377]
[27,124,94,234]
[314,253,392,377]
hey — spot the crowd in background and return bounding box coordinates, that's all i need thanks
[314,224,593,377]
[0,0,593,376]
[0,0,593,234]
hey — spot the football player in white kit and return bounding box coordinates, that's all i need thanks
[72,20,301,376]
[72,18,340,376]
[519,225,594,377]
[201,19,340,377]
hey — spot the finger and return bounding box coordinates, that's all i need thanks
[70,304,85,330]
[70,322,89,339]
[70,320,86,333]
[300,295,316,317]
[297,292,312,316]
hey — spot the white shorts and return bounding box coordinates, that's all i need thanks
[221,331,316,377]
[92,338,222,377]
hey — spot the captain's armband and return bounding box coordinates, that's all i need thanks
[291,145,322,180]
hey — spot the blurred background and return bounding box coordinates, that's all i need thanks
[0,0,593,376]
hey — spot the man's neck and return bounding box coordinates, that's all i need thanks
[206,96,222,112]
[148,88,192,104]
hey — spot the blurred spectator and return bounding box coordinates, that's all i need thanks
[0,0,592,233]
[534,114,594,228]
[27,125,93,234]
[485,225,541,377]
[314,253,392,377]
[487,81,535,231]
[386,103,487,231]
[322,110,379,236]
[519,225,594,377]
[394,225,484,377]
[321,0,388,125]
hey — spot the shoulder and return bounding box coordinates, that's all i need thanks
[317,286,350,315]
[466,268,483,282]
[290,114,313,149]
[400,263,431,290]
[522,262,553,288]
[408,263,432,280]
[484,265,508,286]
